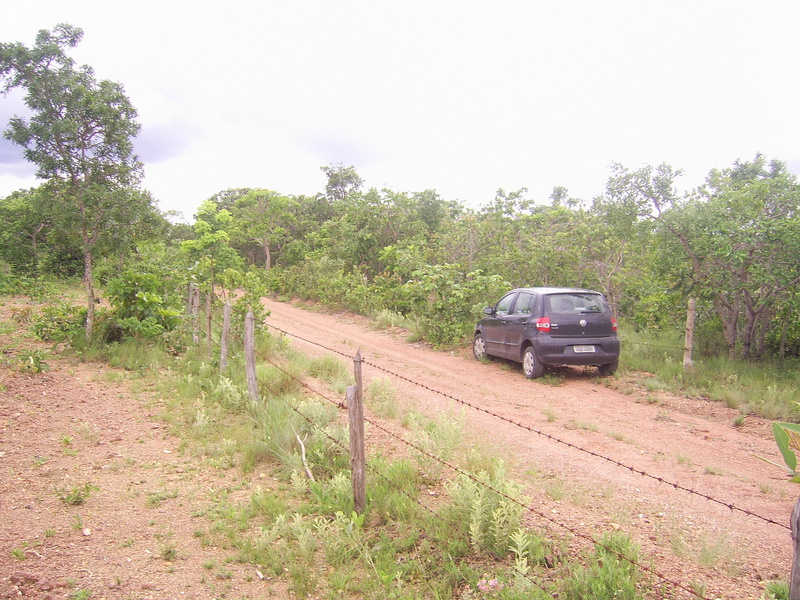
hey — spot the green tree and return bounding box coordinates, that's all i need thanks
[464,188,591,290]
[591,167,683,323]
[0,187,50,273]
[604,157,800,359]
[206,188,252,212]
[229,188,299,269]
[683,156,800,358]
[181,199,243,294]
[311,187,434,278]
[321,163,363,202]
[0,24,147,339]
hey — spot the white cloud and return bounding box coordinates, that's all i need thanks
[1,0,799,216]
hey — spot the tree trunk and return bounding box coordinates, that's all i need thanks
[781,317,790,359]
[756,304,770,359]
[263,241,271,271]
[741,301,769,360]
[741,305,757,360]
[28,221,46,275]
[84,247,95,343]
[714,294,740,359]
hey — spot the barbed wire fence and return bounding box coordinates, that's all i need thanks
[261,320,788,531]
[185,294,794,599]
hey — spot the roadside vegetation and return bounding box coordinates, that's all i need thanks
[3,272,799,425]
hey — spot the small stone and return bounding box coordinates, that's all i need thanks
[82,528,91,536]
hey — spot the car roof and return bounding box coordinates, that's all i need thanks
[510,287,604,295]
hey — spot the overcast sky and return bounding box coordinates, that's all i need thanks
[1,1,798,221]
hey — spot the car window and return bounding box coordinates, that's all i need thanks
[511,292,535,315]
[547,293,606,314]
[573,294,605,313]
[495,293,516,317]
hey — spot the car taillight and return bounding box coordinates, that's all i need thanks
[611,317,617,332]
[535,316,551,332]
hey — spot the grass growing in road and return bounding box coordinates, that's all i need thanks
[56,483,98,506]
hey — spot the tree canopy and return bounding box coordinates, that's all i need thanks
[1,24,157,337]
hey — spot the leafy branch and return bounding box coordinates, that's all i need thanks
[757,422,800,483]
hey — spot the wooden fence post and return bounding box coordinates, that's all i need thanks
[683,297,696,372]
[188,284,200,345]
[244,311,260,403]
[205,292,213,357]
[186,283,196,316]
[220,302,231,373]
[348,350,366,514]
[791,497,800,599]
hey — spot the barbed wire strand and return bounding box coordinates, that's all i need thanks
[263,320,791,533]
[620,339,684,351]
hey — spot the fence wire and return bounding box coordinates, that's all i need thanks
[263,320,789,533]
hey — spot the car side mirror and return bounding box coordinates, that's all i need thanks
[483,306,495,316]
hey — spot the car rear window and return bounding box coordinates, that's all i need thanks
[546,293,606,314]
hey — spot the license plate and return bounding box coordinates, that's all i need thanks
[573,345,595,353]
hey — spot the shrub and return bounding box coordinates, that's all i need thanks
[446,466,525,557]
[32,302,86,343]
[17,349,50,374]
[561,533,640,600]
[106,270,181,340]
[403,265,508,347]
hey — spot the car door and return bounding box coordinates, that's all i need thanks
[501,291,535,359]
[482,292,517,358]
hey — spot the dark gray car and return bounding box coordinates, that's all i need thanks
[473,287,620,379]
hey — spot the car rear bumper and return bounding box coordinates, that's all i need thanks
[534,337,620,366]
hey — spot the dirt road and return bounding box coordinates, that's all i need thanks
[262,298,795,599]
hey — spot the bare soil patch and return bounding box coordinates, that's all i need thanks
[0,302,287,599]
[0,297,794,599]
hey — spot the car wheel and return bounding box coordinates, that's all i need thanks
[522,347,545,379]
[473,333,489,361]
[598,360,618,376]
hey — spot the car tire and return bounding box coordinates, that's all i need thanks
[598,360,618,376]
[473,333,489,361]
[522,347,545,379]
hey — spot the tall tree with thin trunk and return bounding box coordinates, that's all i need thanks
[0,24,143,340]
